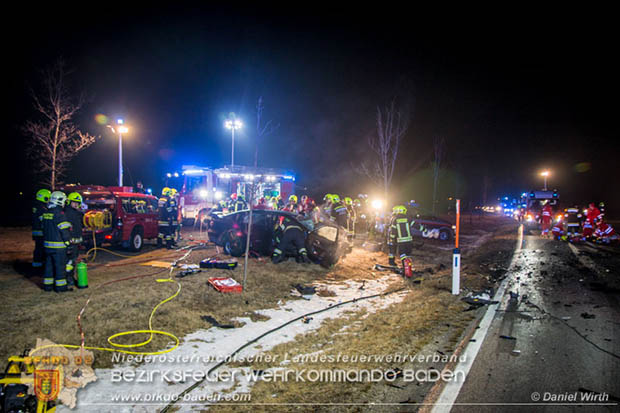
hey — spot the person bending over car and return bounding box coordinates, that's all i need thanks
[272,217,311,264]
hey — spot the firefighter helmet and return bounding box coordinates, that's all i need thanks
[230,193,238,200]
[344,197,352,205]
[169,188,177,196]
[49,191,67,208]
[36,189,51,204]
[331,194,340,203]
[66,192,83,205]
[289,195,298,204]
[323,194,331,202]
[392,205,407,215]
[162,187,171,196]
[354,198,361,207]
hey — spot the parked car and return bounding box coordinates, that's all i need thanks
[72,186,160,251]
[207,209,347,267]
[409,209,455,241]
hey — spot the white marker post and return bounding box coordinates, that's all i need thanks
[452,199,461,295]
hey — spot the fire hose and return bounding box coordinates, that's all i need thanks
[29,246,200,359]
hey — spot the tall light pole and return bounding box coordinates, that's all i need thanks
[540,170,550,191]
[107,119,129,187]
[224,115,243,168]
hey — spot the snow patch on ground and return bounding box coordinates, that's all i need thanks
[61,275,407,413]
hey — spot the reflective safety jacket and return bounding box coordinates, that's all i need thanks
[42,206,72,249]
[168,198,179,225]
[388,213,413,243]
[158,197,171,227]
[228,199,247,213]
[64,206,84,244]
[32,202,47,238]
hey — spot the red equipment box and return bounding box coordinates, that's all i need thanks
[208,277,243,293]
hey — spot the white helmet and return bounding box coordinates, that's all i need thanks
[49,191,67,208]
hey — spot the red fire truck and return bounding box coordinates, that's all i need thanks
[522,189,561,227]
[164,165,296,225]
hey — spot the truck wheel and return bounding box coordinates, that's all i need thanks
[439,228,452,242]
[223,231,244,257]
[129,228,143,252]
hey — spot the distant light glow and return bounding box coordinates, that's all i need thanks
[118,126,129,134]
[173,172,179,178]
[95,114,108,125]
[166,173,172,178]
[540,171,550,177]
[117,118,124,125]
[371,199,383,210]
[184,169,205,175]
[199,189,208,199]
[215,191,223,200]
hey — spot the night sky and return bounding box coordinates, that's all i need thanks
[4,5,619,224]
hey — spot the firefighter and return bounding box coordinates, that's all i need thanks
[228,193,247,212]
[283,194,298,213]
[32,189,51,272]
[168,188,179,246]
[330,195,349,228]
[343,197,356,235]
[322,194,334,217]
[540,201,553,237]
[42,191,72,292]
[157,187,172,248]
[64,192,84,286]
[272,217,311,264]
[387,205,413,267]
[565,206,582,240]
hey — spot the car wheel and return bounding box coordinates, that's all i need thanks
[129,228,143,252]
[439,228,451,242]
[223,231,244,257]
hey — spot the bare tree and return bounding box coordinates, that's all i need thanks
[360,99,410,201]
[254,96,280,168]
[22,59,98,189]
[432,136,445,213]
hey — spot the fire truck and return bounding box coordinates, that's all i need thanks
[522,189,560,226]
[164,165,296,225]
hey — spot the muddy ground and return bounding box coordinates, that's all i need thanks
[0,214,518,411]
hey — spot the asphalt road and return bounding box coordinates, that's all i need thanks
[450,230,620,412]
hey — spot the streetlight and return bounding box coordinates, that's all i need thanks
[540,170,550,191]
[107,118,129,187]
[224,115,243,168]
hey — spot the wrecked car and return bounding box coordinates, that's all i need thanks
[207,209,348,266]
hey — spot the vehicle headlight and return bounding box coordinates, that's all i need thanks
[199,189,208,199]
[526,215,533,222]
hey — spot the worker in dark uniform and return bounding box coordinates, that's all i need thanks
[168,188,179,247]
[330,195,349,228]
[564,206,582,239]
[157,187,171,248]
[64,192,84,286]
[42,191,72,292]
[272,217,311,264]
[283,194,299,213]
[387,205,413,267]
[32,189,51,273]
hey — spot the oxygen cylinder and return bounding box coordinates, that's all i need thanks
[76,262,89,288]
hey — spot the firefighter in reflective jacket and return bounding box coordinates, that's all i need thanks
[32,189,51,271]
[228,193,248,212]
[388,205,413,266]
[42,191,72,292]
[64,192,84,286]
[565,206,582,237]
[169,188,179,246]
[272,217,311,264]
[158,187,172,248]
[540,202,553,237]
[330,195,349,228]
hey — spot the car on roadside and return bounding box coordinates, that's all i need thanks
[63,185,160,251]
[207,209,347,267]
[409,210,456,241]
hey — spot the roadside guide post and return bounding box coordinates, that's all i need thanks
[243,183,254,290]
[452,199,461,295]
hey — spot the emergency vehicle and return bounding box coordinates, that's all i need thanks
[60,184,160,251]
[164,165,296,225]
[522,189,560,226]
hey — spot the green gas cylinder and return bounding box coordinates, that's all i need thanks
[76,262,89,288]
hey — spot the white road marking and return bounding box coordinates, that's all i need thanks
[431,225,524,413]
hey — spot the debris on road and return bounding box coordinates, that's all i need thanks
[580,312,596,319]
[499,335,517,340]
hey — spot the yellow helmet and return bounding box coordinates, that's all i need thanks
[36,189,51,203]
[162,187,171,196]
[169,188,177,196]
[289,194,298,203]
[344,197,352,205]
[392,205,407,215]
[67,192,83,205]
[331,194,340,203]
